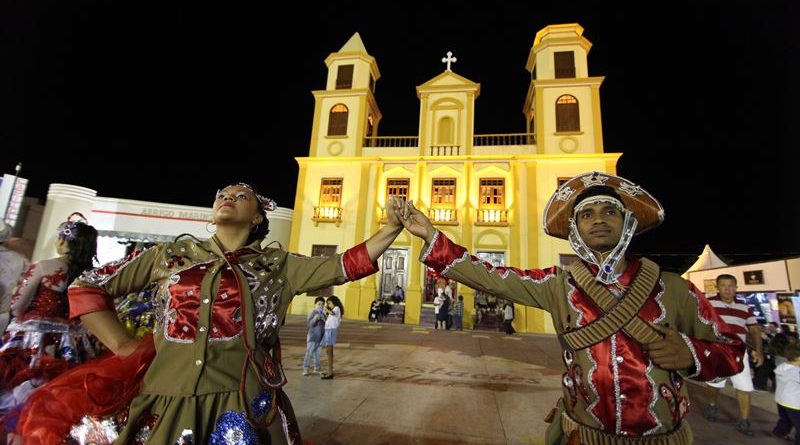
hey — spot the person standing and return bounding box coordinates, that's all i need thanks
[302,297,325,375]
[438,290,450,330]
[320,295,343,379]
[704,273,763,436]
[503,302,515,335]
[433,286,443,329]
[394,172,745,444]
[452,295,464,331]
[754,322,778,391]
[772,343,800,443]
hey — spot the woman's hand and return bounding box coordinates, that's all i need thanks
[385,196,404,229]
[392,200,436,244]
[80,310,138,356]
[116,339,143,357]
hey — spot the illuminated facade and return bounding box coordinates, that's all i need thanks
[288,24,621,333]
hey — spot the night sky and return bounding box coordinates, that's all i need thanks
[2,2,798,270]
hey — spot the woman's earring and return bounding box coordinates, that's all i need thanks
[206,221,216,233]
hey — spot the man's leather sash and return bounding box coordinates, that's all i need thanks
[561,259,663,351]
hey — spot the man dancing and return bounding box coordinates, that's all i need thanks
[395,172,744,445]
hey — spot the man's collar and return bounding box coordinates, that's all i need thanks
[584,257,640,286]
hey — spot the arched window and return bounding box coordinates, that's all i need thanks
[328,104,349,136]
[556,95,580,132]
[437,117,454,145]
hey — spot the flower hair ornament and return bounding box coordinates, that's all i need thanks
[57,212,89,241]
[218,183,277,211]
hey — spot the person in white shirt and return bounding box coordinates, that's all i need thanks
[773,343,800,443]
[320,295,343,379]
[433,287,443,329]
[503,302,515,335]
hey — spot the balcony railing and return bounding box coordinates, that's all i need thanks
[475,209,509,226]
[363,136,419,148]
[473,133,536,146]
[428,145,461,156]
[428,208,458,225]
[313,206,343,226]
[362,133,535,150]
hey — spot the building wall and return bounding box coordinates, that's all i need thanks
[688,259,798,294]
[290,24,621,333]
[539,82,602,155]
[788,258,800,292]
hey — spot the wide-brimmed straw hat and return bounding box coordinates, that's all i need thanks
[543,172,665,240]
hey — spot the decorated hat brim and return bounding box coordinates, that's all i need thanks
[543,172,665,240]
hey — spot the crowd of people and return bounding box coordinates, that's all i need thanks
[0,172,797,444]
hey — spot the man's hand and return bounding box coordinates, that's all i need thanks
[751,350,764,367]
[643,323,694,370]
[392,200,436,244]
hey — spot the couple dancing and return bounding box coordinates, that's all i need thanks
[14,172,743,445]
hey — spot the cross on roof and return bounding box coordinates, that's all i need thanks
[441,51,457,71]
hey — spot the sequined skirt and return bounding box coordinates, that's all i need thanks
[66,389,303,445]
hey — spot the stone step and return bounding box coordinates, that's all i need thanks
[474,312,502,331]
[381,303,405,324]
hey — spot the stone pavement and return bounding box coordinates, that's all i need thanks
[278,315,787,444]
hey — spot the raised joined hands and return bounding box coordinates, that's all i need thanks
[390,199,436,244]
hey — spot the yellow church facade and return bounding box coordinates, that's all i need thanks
[288,24,621,334]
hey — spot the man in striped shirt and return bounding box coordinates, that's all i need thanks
[705,273,764,436]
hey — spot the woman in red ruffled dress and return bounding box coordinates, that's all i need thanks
[0,213,100,441]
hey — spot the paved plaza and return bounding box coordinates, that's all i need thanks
[278,315,786,444]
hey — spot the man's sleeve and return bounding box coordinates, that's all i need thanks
[421,230,559,311]
[745,306,758,327]
[675,282,746,381]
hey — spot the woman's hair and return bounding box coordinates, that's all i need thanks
[248,205,270,245]
[772,333,791,356]
[58,220,98,284]
[327,295,344,316]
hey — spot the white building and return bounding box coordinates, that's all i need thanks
[33,183,293,264]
